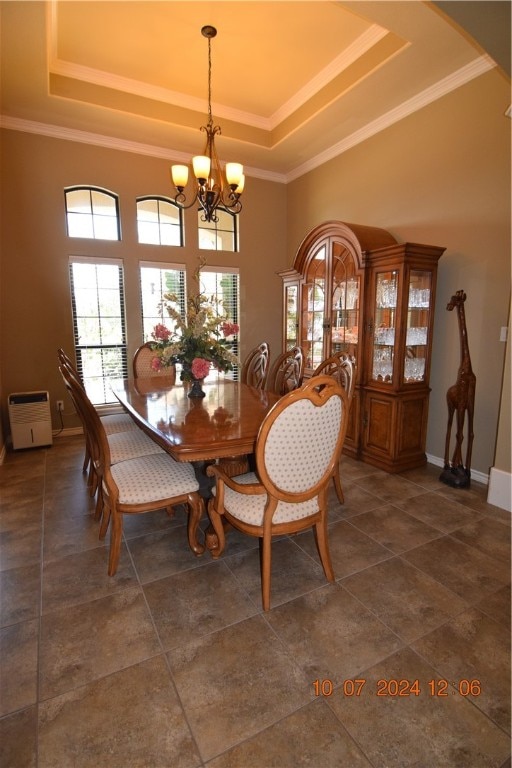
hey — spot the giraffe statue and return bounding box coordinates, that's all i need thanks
[440,290,476,488]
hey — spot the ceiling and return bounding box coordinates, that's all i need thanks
[1,1,509,183]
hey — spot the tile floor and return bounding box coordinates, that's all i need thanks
[1,435,510,767]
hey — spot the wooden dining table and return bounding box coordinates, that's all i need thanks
[111,375,280,551]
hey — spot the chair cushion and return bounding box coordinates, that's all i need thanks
[215,472,320,526]
[109,453,199,505]
[264,397,341,492]
[101,413,137,434]
[108,429,165,464]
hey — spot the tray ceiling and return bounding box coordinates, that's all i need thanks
[0,1,506,182]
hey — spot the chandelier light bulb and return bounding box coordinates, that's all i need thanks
[192,155,211,184]
[225,162,244,188]
[171,165,189,189]
[235,174,245,194]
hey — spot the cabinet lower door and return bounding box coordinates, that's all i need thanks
[361,389,430,472]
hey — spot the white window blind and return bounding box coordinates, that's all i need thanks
[139,261,186,341]
[199,266,240,380]
[69,257,127,405]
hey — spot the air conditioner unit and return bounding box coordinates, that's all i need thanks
[8,391,53,450]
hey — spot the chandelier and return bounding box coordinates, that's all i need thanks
[171,26,244,223]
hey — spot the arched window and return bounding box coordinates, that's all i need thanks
[198,207,238,252]
[137,197,183,246]
[65,186,120,240]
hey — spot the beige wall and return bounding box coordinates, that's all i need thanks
[0,131,287,436]
[286,68,511,477]
[1,67,510,480]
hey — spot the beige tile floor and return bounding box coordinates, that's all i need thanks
[0,435,510,767]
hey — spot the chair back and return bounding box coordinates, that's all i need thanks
[59,362,112,483]
[241,342,270,389]
[133,343,176,382]
[58,348,84,388]
[256,375,348,503]
[266,346,304,396]
[313,353,356,401]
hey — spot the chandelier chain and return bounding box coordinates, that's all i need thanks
[207,36,213,128]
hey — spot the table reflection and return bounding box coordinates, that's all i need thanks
[111,377,278,462]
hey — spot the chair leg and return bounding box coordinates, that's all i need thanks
[187,495,205,556]
[333,463,344,504]
[94,485,103,521]
[99,500,111,540]
[314,516,335,583]
[108,508,123,576]
[87,464,97,496]
[260,534,272,612]
[207,498,226,558]
[83,445,90,474]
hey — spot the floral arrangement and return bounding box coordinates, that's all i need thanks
[149,263,239,382]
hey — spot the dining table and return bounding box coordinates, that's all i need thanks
[111,375,280,552]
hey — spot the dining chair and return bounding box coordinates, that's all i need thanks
[60,362,204,575]
[207,375,349,611]
[313,353,356,399]
[58,348,136,432]
[216,341,271,477]
[58,348,137,483]
[59,359,170,518]
[241,342,270,389]
[312,353,356,503]
[133,342,176,382]
[265,346,304,396]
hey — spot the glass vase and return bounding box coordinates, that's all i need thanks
[188,378,205,398]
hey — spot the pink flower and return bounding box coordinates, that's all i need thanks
[221,321,239,338]
[152,323,171,341]
[191,357,210,380]
[151,356,162,371]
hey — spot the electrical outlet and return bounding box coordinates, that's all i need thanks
[56,400,64,412]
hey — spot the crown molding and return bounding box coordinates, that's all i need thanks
[270,24,389,127]
[287,55,495,181]
[0,55,493,185]
[0,116,287,184]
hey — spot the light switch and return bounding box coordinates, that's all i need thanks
[500,326,508,342]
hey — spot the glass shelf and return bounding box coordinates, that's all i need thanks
[404,269,431,383]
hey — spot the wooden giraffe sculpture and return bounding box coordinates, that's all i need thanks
[440,290,476,488]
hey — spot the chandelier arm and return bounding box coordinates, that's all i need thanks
[174,188,200,210]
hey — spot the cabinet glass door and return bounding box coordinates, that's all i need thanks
[331,253,360,360]
[302,246,326,369]
[405,270,431,382]
[284,284,299,349]
[372,270,398,383]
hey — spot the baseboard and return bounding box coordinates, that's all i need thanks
[426,453,489,486]
[487,468,512,513]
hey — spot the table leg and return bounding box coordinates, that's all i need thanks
[192,461,215,499]
[187,495,206,556]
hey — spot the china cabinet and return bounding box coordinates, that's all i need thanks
[279,222,445,472]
